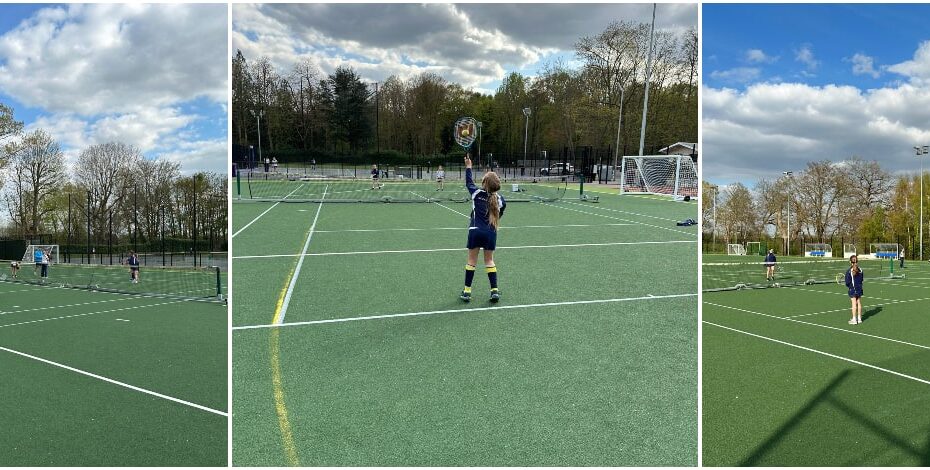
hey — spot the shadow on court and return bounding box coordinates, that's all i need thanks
[862,305,884,322]
[739,349,930,466]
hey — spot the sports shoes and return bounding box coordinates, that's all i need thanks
[460,290,471,302]
[490,290,500,303]
[857,317,863,324]
[848,318,858,325]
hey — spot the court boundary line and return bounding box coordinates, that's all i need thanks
[0,300,187,329]
[705,301,930,350]
[234,292,697,331]
[0,296,140,316]
[561,200,681,223]
[783,294,930,318]
[232,239,697,260]
[789,286,896,302]
[0,345,228,416]
[274,185,327,325]
[539,201,695,236]
[703,321,930,386]
[232,185,305,238]
[314,222,637,234]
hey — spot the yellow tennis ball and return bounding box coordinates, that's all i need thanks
[461,129,470,137]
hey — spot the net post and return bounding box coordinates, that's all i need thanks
[236,166,241,200]
[215,266,222,300]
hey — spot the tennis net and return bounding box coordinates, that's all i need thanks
[703,258,903,292]
[239,171,567,203]
[2,261,223,301]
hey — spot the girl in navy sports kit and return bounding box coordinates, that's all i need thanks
[844,255,864,324]
[460,154,506,303]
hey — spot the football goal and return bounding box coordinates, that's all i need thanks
[619,155,698,200]
[746,241,762,256]
[22,245,60,264]
[727,244,747,256]
[843,243,857,259]
[804,243,832,257]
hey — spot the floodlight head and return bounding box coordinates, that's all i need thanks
[522,107,531,116]
[783,171,793,177]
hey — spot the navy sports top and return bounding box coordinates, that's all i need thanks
[465,168,506,231]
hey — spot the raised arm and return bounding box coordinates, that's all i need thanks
[464,154,478,194]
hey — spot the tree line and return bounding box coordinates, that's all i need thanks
[703,158,930,259]
[0,104,227,254]
[232,21,698,165]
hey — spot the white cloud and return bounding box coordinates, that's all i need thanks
[0,4,228,175]
[0,4,227,115]
[888,40,930,86]
[849,53,880,78]
[746,48,776,64]
[155,138,228,175]
[794,44,819,71]
[709,67,761,84]
[703,79,930,183]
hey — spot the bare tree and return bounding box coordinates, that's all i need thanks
[2,130,66,237]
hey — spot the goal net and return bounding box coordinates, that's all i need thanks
[727,244,747,256]
[746,242,762,256]
[804,243,832,257]
[843,243,857,258]
[869,243,901,259]
[619,155,698,199]
[21,245,59,264]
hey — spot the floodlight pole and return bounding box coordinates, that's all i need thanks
[916,145,929,260]
[613,87,625,181]
[639,3,657,156]
[251,109,264,165]
[522,108,531,166]
[477,121,483,166]
[784,171,793,256]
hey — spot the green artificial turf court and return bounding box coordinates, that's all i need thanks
[0,277,228,466]
[232,186,699,466]
[702,253,930,466]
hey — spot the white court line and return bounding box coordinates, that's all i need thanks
[0,296,140,316]
[410,190,471,218]
[540,201,694,236]
[0,345,228,416]
[314,223,636,234]
[562,200,681,223]
[703,321,930,386]
[232,185,305,238]
[276,185,327,325]
[789,286,895,302]
[232,239,697,260]
[234,292,697,331]
[786,295,930,319]
[0,300,185,329]
[705,302,930,350]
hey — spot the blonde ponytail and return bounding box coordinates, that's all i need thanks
[482,172,502,230]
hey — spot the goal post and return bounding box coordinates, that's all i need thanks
[727,244,747,256]
[619,155,698,199]
[22,245,60,264]
[804,243,832,257]
[843,243,857,259]
[746,241,762,256]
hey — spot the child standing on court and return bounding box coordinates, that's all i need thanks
[460,153,505,303]
[844,255,864,324]
[436,165,445,191]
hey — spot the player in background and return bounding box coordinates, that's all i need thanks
[10,260,20,279]
[125,250,141,284]
[844,255,864,325]
[764,249,777,281]
[370,164,381,190]
[460,154,506,303]
[436,165,445,191]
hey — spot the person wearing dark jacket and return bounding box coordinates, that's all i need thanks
[844,255,864,325]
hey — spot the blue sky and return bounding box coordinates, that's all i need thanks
[233,3,696,95]
[703,4,930,186]
[0,4,227,174]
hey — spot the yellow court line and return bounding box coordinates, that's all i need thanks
[270,328,300,466]
[268,248,303,465]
